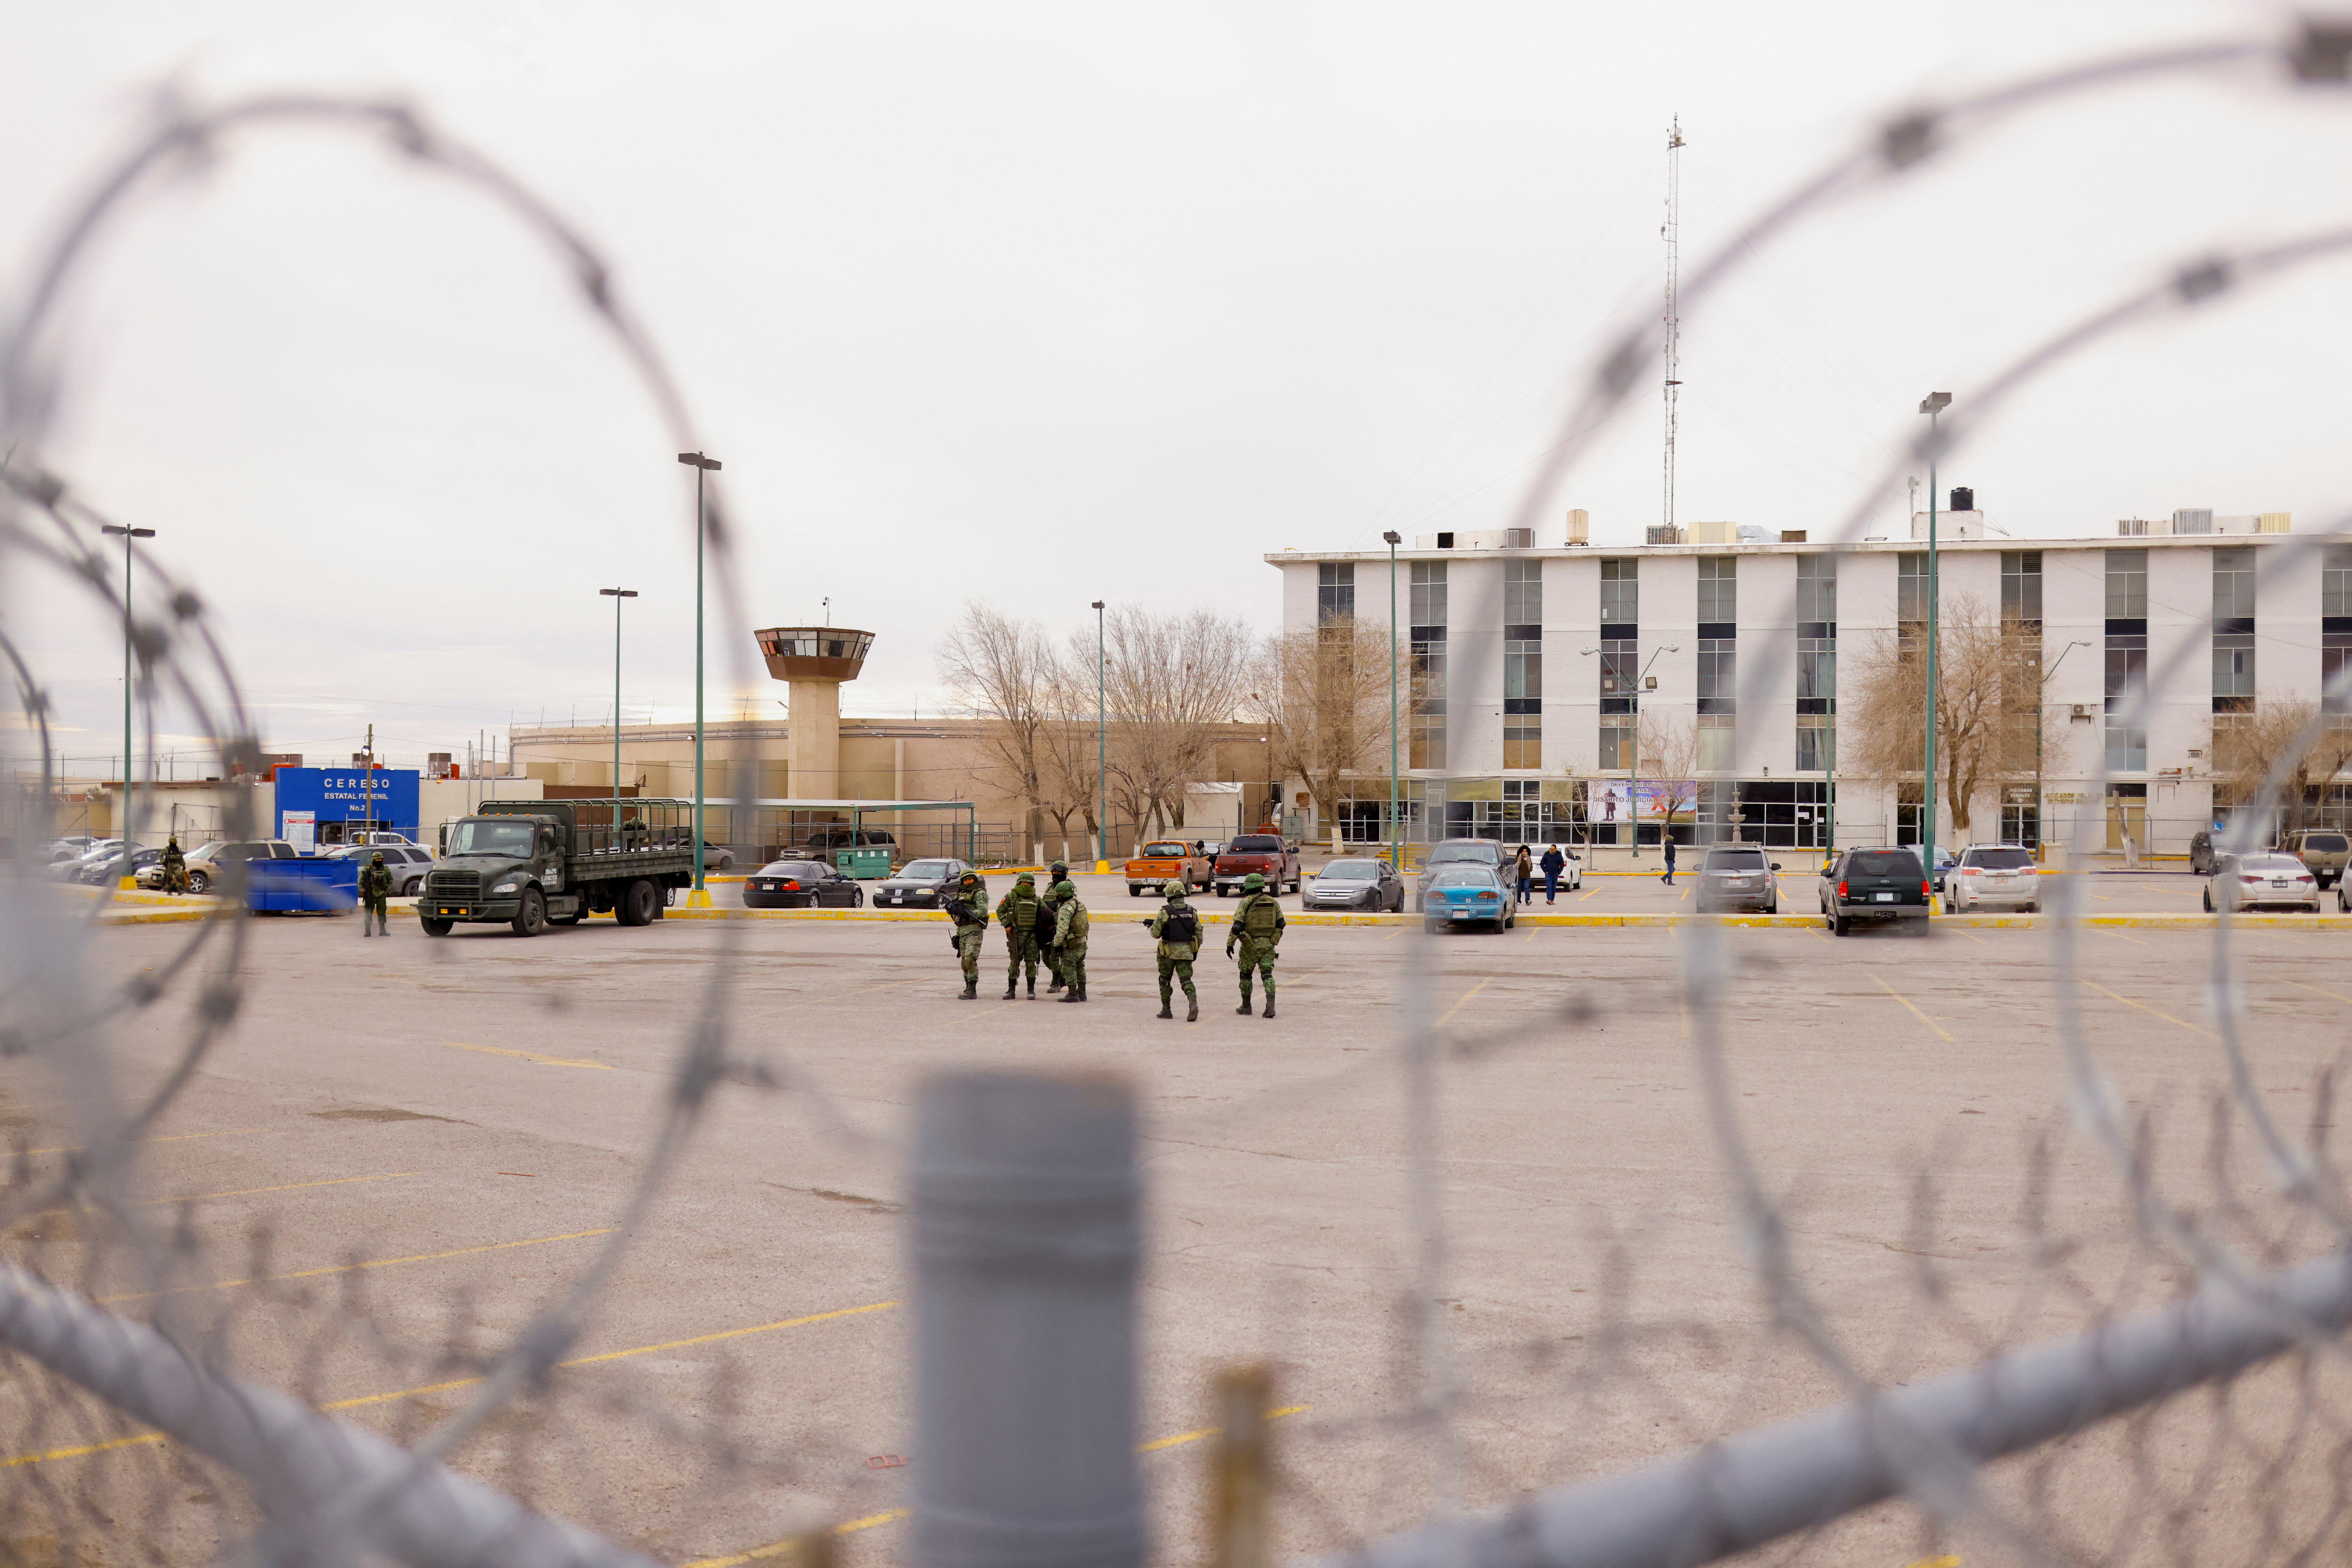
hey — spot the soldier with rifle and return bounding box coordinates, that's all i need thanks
[996,871,1046,999]
[945,868,990,999]
[1226,870,1286,1017]
[1051,874,1090,1003]
[1146,879,1201,1022]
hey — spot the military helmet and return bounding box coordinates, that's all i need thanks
[1242,871,1266,891]
[1016,871,1035,885]
[1163,879,1186,898]
[371,852,385,864]
[1049,861,1068,877]
[960,869,981,884]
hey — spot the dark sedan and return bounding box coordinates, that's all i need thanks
[874,857,971,909]
[744,858,866,909]
[1821,846,1928,935]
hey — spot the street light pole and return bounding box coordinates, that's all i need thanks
[677,452,721,905]
[100,524,155,886]
[1918,392,1950,899]
[1383,531,1402,866]
[600,589,638,815]
[1092,600,1107,870]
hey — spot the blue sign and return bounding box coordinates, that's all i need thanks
[275,768,419,845]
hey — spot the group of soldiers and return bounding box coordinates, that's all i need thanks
[944,862,1284,1020]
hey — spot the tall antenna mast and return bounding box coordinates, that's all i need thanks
[1662,115,1684,541]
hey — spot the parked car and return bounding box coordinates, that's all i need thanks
[75,845,163,886]
[2279,829,2352,889]
[322,842,437,895]
[1695,845,1781,914]
[1421,863,1514,933]
[1304,856,1406,912]
[1125,839,1211,897]
[47,836,103,862]
[1820,846,1929,936]
[140,839,301,894]
[701,840,736,872]
[50,840,128,880]
[873,858,970,909]
[328,831,420,849]
[798,827,897,856]
[1946,844,2040,912]
[2190,829,2217,874]
[1412,839,1507,913]
[2205,852,2319,913]
[744,857,866,909]
[1928,848,1959,897]
[1212,833,1300,897]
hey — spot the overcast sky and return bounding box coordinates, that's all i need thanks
[6,1,2348,772]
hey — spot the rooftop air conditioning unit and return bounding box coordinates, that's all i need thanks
[2071,704,2092,719]
[1503,528,1534,548]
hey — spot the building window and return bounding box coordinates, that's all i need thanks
[2213,634,2255,712]
[1796,553,1836,626]
[1795,717,1833,774]
[2325,632,2352,715]
[2105,548,2148,620]
[1503,559,1541,768]
[2324,545,2352,619]
[1600,558,1637,627]
[1697,714,1735,772]
[1696,638,1736,716]
[1409,561,1446,768]
[1599,637,1636,714]
[1797,638,1835,711]
[1696,555,1736,624]
[2106,636,2148,772]
[1898,552,1929,624]
[2213,545,2255,622]
[1599,720,1634,771]
[1317,562,1355,623]
[2001,550,2042,626]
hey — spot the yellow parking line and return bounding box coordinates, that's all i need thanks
[1434,976,1493,1026]
[1869,972,1954,1042]
[442,1041,612,1071]
[2079,978,2215,1040]
[21,1128,257,1158]
[1578,886,1601,901]
[684,1406,1311,1568]
[156,1171,420,1206]
[98,1227,617,1304]
[2289,979,2352,1007]
[2,1298,902,1470]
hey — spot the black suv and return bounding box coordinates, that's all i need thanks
[1820,846,1928,936]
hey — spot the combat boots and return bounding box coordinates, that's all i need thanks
[1185,998,1199,1023]
[1157,1001,1173,1019]
[1048,974,1065,992]
[1236,999,1254,1015]
[1059,985,1083,1003]
[1003,982,1017,1000]
[1025,978,1037,999]
[1262,1000,1275,1018]
[959,979,978,1000]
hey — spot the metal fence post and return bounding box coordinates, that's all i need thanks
[911,1069,1143,1568]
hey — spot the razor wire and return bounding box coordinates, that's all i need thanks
[2,17,2352,1568]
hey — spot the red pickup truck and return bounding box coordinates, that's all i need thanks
[1212,831,1300,897]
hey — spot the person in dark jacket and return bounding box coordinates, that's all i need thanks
[1539,844,1567,903]
[1660,836,1678,886]
[1513,844,1535,905]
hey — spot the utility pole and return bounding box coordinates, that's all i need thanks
[101,524,154,885]
[1919,393,1951,900]
[363,722,377,843]
[677,452,721,906]
[1661,117,1685,544]
[1092,600,1107,870]
[600,588,638,818]
[1383,531,1402,867]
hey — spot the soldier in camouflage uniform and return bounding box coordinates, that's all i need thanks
[358,850,394,938]
[1040,865,1071,992]
[160,836,186,896]
[1146,879,1201,1022]
[1051,876,1090,1003]
[946,868,990,999]
[996,871,1045,999]
[1225,870,1287,1017]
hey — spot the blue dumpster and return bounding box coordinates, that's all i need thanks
[248,858,358,914]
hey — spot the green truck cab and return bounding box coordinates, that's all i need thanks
[420,797,697,938]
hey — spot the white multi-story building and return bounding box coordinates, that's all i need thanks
[1267,511,2345,856]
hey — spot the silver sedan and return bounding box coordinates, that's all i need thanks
[2206,853,2319,913]
[1303,856,1406,912]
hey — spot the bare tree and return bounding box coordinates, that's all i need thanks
[1097,607,1254,842]
[1637,712,1702,840]
[1037,654,1105,857]
[1841,593,2033,834]
[936,603,1058,851]
[1250,619,1399,850]
[2213,700,2352,834]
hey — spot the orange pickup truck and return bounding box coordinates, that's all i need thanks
[1124,839,1211,898]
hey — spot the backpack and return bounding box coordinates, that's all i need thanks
[1159,905,1199,946]
[1239,895,1282,939]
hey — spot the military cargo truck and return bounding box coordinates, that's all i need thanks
[419,798,697,937]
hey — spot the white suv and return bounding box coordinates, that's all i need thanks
[1947,844,2040,912]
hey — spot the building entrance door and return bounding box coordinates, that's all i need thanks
[2105,786,2148,853]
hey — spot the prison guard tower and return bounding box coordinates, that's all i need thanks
[755,627,874,798]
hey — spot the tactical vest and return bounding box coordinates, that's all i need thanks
[1009,892,1039,930]
[1239,895,1281,939]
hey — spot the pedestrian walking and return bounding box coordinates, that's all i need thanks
[1051,875,1090,1002]
[358,850,394,937]
[1225,871,1285,1017]
[996,871,1046,998]
[1539,843,1566,903]
[1146,879,1201,1022]
[1513,844,1534,905]
[160,836,186,896]
[1661,836,1678,886]
[946,868,990,998]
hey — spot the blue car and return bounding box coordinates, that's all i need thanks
[1421,863,1514,933]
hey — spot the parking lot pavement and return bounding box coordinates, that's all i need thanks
[30,911,2343,1564]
